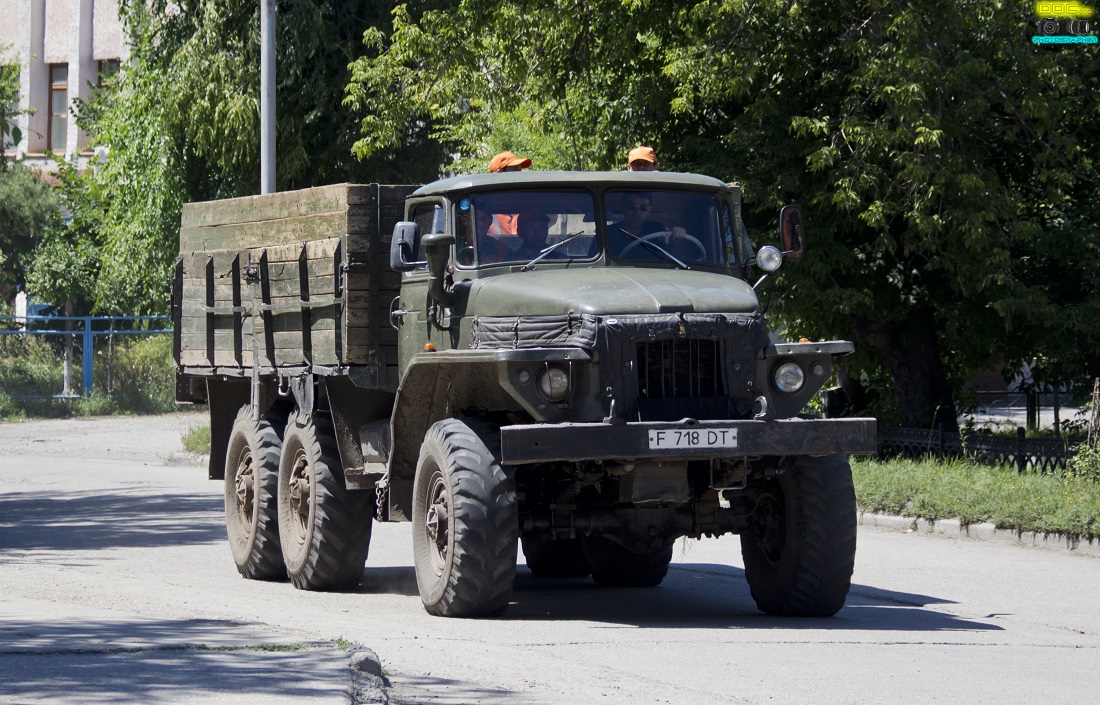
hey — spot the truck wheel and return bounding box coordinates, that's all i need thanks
[277,411,373,591]
[740,455,857,617]
[522,534,592,578]
[582,537,673,587]
[412,418,518,617]
[224,405,285,580]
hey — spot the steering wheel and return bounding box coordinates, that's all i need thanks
[619,230,707,261]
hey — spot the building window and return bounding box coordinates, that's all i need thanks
[48,64,68,153]
[97,59,120,88]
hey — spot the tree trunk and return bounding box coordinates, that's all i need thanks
[850,313,957,430]
[62,300,74,396]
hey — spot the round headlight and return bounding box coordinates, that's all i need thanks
[756,245,783,273]
[538,366,569,401]
[773,362,805,394]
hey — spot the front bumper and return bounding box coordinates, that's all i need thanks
[500,417,877,464]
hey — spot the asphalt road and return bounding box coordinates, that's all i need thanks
[1,413,1098,704]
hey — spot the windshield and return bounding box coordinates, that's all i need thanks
[454,187,736,268]
[605,189,735,267]
[456,191,597,267]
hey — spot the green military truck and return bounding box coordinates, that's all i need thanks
[173,171,876,618]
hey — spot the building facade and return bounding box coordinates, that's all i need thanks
[0,0,124,172]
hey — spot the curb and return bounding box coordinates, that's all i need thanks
[859,513,1100,558]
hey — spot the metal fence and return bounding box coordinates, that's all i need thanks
[878,426,1081,474]
[0,315,171,398]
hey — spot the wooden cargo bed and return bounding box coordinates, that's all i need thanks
[173,183,415,392]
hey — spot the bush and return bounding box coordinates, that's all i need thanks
[98,334,176,413]
[1066,444,1100,483]
[0,330,175,419]
[0,333,70,418]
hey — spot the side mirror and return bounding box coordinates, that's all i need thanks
[390,222,424,272]
[779,205,805,261]
[422,232,457,307]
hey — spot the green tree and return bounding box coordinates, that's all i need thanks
[347,0,1100,427]
[0,165,59,293]
[1,58,22,162]
[40,0,441,316]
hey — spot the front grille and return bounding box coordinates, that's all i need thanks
[637,339,725,399]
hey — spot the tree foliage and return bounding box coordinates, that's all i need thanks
[33,0,441,316]
[0,164,59,293]
[347,0,1100,426]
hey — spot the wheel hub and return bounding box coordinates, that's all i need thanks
[233,453,255,532]
[288,450,311,540]
[423,473,450,573]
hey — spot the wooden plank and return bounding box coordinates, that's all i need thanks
[182,282,239,304]
[181,250,241,273]
[261,238,341,264]
[346,270,400,292]
[270,313,337,333]
[346,288,401,307]
[346,184,378,205]
[379,185,418,205]
[345,233,387,255]
[181,332,253,356]
[262,259,336,283]
[180,211,350,252]
[346,326,398,348]
[180,315,253,334]
[181,184,354,229]
[272,329,338,351]
[266,275,336,298]
[345,307,392,328]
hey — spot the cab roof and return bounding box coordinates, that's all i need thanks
[411,170,732,197]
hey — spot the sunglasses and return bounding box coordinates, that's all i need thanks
[626,204,650,212]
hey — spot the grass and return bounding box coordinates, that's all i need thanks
[0,334,177,420]
[853,457,1100,541]
[182,424,211,455]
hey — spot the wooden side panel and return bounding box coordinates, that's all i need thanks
[178,183,415,390]
[343,185,416,367]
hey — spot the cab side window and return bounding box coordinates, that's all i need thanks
[410,202,446,262]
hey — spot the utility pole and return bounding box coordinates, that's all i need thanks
[260,0,275,194]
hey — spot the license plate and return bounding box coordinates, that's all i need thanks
[648,428,739,450]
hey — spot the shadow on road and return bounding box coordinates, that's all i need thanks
[0,646,345,704]
[0,616,273,653]
[501,562,1001,632]
[354,562,999,632]
[0,490,224,553]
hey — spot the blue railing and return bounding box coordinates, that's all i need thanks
[0,315,171,397]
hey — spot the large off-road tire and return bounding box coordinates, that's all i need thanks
[522,534,591,578]
[224,405,285,580]
[277,411,373,591]
[582,536,673,587]
[412,418,518,617]
[740,455,857,617]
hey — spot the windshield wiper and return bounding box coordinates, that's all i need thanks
[520,232,585,271]
[619,229,690,270]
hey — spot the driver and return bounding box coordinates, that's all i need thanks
[607,192,690,260]
[514,212,552,261]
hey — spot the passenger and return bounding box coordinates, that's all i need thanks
[626,146,659,172]
[476,207,514,264]
[488,151,532,173]
[487,151,531,236]
[514,212,552,261]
